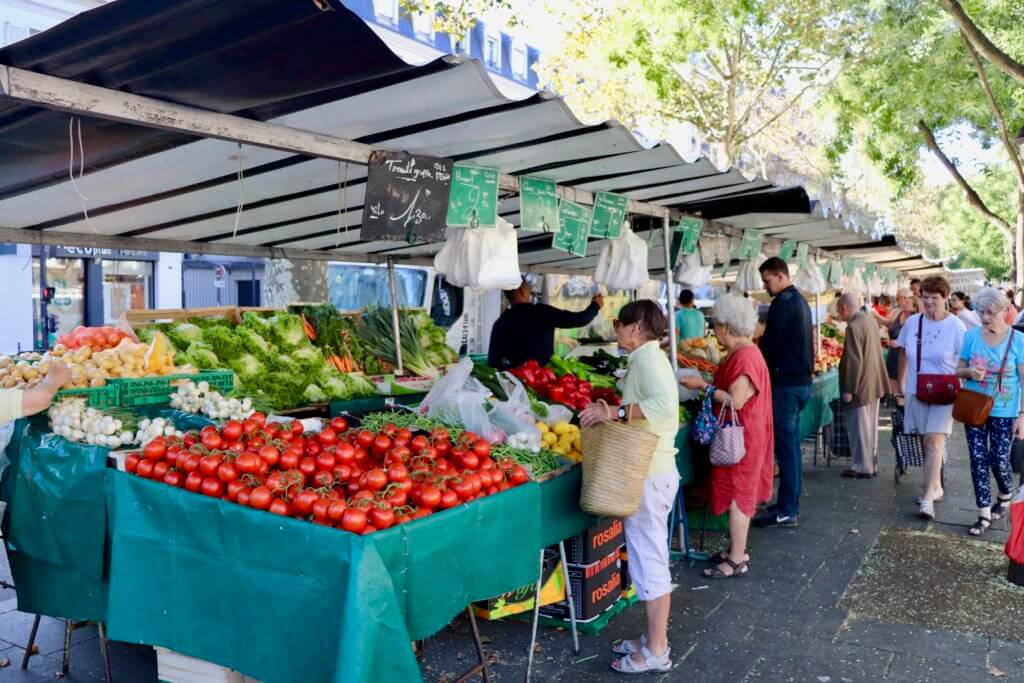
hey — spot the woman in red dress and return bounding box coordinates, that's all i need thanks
[682,293,774,578]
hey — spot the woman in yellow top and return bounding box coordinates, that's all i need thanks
[0,363,71,426]
[580,300,679,674]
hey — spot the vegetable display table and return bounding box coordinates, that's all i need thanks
[1,419,596,683]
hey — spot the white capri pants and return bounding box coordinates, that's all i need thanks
[623,470,679,601]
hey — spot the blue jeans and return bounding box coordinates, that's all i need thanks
[773,384,812,518]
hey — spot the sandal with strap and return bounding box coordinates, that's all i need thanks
[611,635,645,655]
[610,645,672,674]
[712,549,750,565]
[703,558,749,579]
[991,495,1014,521]
[968,517,991,536]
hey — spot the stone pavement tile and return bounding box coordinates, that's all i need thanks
[0,612,97,658]
[884,653,990,682]
[744,628,893,678]
[0,643,71,682]
[742,651,890,683]
[988,638,1024,681]
[835,617,991,668]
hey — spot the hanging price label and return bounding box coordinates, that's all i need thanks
[678,217,703,254]
[842,257,856,277]
[796,243,809,267]
[830,261,843,288]
[779,240,796,262]
[589,192,629,239]
[720,240,739,279]
[552,200,593,257]
[739,230,763,260]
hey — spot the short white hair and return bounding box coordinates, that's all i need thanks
[838,292,861,310]
[712,294,758,337]
[973,287,1009,314]
[896,288,913,299]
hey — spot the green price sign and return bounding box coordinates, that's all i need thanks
[740,230,763,260]
[796,243,809,267]
[589,192,629,239]
[519,176,559,232]
[830,261,843,288]
[553,200,593,257]
[779,240,796,262]
[678,217,703,255]
[446,164,499,228]
[842,257,856,277]
[720,239,739,279]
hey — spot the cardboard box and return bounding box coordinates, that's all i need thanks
[566,518,624,566]
[474,551,565,620]
[540,547,623,623]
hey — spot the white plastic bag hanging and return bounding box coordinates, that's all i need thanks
[674,251,712,288]
[474,217,521,290]
[734,253,765,293]
[793,261,827,295]
[594,226,649,290]
[868,274,883,298]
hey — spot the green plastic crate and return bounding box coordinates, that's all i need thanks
[54,385,120,409]
[111,370,234,407]
[329,393,425,417]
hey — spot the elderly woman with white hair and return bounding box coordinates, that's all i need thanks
[883,288,917,397]
[954,286,1024,535]
[682,294,774,578]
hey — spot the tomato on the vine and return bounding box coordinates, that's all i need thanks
[249,486,272,510]
[340,508,368,534]
[200,477,223,498]
[143,439,166,461]
[125,454,140,473]
[220,420,243,443]
[152,460,170,480]
[269,498,290,516]
[163,469,184,488]
[330,417,349,433]
[185,471,203,493]
[370,506,395,530]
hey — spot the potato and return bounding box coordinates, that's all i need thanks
[0,357,11,369]
[89,378,105,387]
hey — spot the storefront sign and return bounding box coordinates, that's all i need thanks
[446,164,499,228]
[552,200,593,257]
[361,150,453,243]
[588,192,629,239]
[36,246,159,261]
[519,176,559,232]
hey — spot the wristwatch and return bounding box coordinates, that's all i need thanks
[617,406,628,421]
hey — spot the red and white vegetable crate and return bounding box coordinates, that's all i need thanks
[155,647,260,683]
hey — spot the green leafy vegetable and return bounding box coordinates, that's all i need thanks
[202,325,245,361]
[184,342,220,369]
[236,326,275,363]
[168,323,203,351]
[229,354,266,385]
[268,313,307,350]
[302,384,328,403]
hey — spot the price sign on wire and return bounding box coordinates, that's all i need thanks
[362,150,453,243]
[678,217,703,255]
[720,239,739,279]
[552,200,593,257]
[739,230,763,260]
[779,240,796,262]
[589,192,629,239]
[796,243,809,267]
[830,260,843,288]
[519,176,560,232]
[842,256,856,277]
[446,164,499,228]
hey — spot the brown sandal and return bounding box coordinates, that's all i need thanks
[703,558,748,579]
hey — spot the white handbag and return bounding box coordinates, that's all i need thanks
[709,398,746,467]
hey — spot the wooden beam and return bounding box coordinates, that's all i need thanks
[0,64,672,220]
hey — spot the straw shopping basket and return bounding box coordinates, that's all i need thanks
[580,402,661,518]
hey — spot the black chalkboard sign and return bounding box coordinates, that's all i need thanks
[362,150,454,243]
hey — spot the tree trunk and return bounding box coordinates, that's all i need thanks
[1017,191,1024,292]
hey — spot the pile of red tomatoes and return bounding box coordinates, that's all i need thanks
[125,414,531,535]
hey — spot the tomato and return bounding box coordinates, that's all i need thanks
[304,440,322,458]
[142,439,166,461]
[395,512,412,525]
[370,506,395,530]
[173,451,189,471]
[381,423,398,438]
[459,431,478,446]
[290,420,303,436]
[459,451,480,470]
[316,451,336,472]
[226,479,247,501]
[125,454,140,473]
[198,455,223,478]
[311,497,332,520]
[396,428,413,442]
[341,508,368,534]
[317,427,338,447]
[384,489,407,507]
[298,457,318,481]
[249,486,272,510]
[236,487,253,506]
[386,463,409,483]
[353,447,369,467]
[434,440,451,457]
[508,466,529,486]
[292,490,318,516]
[220,420,243,443]
[372,435,393,455]
[327,499,348,522]
[312,471,333,488]
[435,459,452,473]
[479,456,495,471]
[184,433,199,448]
[242,420,260,436]
[497,482,511,492]
[152,461,170,480]
[364,468,388,492]
[201,432,223,451]
[332,464,353,483]
[185,471,203,493]
[451,477,474,501]
[412,508,432,520]
[419,485,441,509]
[473,440,491,458]
[439,489,459,509]
[269,498,290,516]
[280,447,301,471]
[163,469,184,488]
[356,431,375,449]
[234,452,260,475]
[431,428,450,442]
[351,489,374,503]
[334,442,356,464]
[201,477,224,498]
[466,472,482,495]
[408,434,428,451]
[278,431,294,443]
[330,417,349,433]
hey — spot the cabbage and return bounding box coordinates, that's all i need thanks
[268,313,306,350]
[168,322,203,351]
[318,375,352,401]
[184,342,220,369]
[344,373,377,398]
[290,346,325,374]
[229,353,265,384]
[241,311,274,338]
[236,326,276,362]
[202,325,245,361]
[302,384,328,403]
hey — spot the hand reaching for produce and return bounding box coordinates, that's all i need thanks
[593,293,605,309]
[680,375,708,391]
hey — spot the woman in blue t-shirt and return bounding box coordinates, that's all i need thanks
[954,287,1024,535]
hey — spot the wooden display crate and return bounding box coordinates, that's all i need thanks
[155,647,260,683]
[124,307,277,325]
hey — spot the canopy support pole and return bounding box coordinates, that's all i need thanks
[663,214,678,373]
[387,257,404,375]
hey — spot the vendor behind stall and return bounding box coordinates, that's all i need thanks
[0,362,71,426]
[675,289,706,341]
[488,278,603,369]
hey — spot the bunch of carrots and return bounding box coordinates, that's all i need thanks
[302,313,357,373]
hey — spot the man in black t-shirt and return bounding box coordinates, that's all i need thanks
[487,279,603,370]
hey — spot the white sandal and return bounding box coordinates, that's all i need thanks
[610,645,672,674]
[611,635,645,655]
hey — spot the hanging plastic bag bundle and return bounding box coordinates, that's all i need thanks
[734,253,765,293]
[793,260,827,295]
[434,217,521,290]
[674,251,712,288]
[594,223,649,290]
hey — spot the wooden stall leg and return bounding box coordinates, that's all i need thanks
[557,541,579,655]
[21,614,40,669]
[98,621,113,683]
[525,550,545,683]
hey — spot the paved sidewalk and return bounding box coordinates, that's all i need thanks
[0,420,1021,682]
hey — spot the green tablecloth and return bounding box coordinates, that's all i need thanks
[798,371,840,440]
[1,420,568,683]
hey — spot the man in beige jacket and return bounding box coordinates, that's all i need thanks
[837,293,889,477]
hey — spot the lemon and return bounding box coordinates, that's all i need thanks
[536,421,549,434]
[552,445,568,455]
[542,432,558,446]
[553,421,571,436]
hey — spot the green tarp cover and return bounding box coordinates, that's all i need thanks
[799,371,840,440]
[538,467,595,548]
